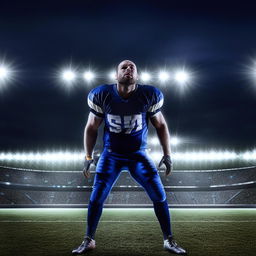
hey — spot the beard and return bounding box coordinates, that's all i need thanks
[118,76,137,85]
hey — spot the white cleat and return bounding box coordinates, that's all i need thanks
[164,236,187,254]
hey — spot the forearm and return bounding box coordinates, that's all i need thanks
[155,124,171,156]
[84,126,98,157]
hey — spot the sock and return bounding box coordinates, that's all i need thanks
[153,199,172,239]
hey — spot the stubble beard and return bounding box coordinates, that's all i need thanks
[118,76,136,86]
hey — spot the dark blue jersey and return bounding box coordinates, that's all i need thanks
[87,84,164,153]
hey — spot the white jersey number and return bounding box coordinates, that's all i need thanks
[107,114,143,134]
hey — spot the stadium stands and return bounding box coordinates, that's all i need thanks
[0,165,255,206]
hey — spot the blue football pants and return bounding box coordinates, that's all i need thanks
[86,149,172,239]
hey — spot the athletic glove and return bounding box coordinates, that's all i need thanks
[158,155,173,176]
[83,156,94,178]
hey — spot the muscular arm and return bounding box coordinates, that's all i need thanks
[84,112,103,157]
[150,112,171,156]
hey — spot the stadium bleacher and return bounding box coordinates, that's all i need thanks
[0,165,255,206]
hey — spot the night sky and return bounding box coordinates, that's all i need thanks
[0,0,256,152]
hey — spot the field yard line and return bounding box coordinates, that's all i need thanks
[1,220,256,223]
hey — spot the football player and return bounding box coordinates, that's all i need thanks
[72,60,187,255]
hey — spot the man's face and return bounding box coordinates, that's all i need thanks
[116,60,138,85]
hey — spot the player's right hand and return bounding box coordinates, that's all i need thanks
[83,157,94,178]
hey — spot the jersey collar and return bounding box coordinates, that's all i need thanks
[113,84,139,102]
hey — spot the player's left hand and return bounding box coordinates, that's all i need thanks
[158,155,173,176]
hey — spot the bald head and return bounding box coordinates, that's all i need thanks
[116,60,138,85]
[117,60,136,70]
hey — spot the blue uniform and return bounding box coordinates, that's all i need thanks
[86,84,172,239]
[87,83,164,153]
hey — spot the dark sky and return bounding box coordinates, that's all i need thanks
[0,0,256,151]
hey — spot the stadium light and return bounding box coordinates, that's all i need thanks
[83,70,95,82]
[150,151,162,161]
[158,71,170,83]
[0,151,84,163]
[170,137,180,146]
[248,61,256,79]
[0,150,249,163]
[0,65,9,81]
[61,69,76,83]
[0,150,242,162]
[0,62,15,89]
[253,64,256,79]
[140,72,151,82]
[0,150,256,163]
[174,70,190,85]
[244,59,256,88]
[108,70,116,81]
[149,136,159,146]
[242,150,256,161]
[173,150,238,162]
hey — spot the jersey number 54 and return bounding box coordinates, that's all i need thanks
[107,114,143,134]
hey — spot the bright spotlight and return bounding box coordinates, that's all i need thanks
[0,65,9,81]
[149,151,162,161]
[172,150,238,162]
[158,71,170,82]
[244,59,256,87]
[0,61,16,91]
[249,61,256,79]
[140,72,151,82]
[0,150,245,163]
[61,69,76,83]
[149,136,159,146]
[108,71,116,80]
[174,70,190,84]
[253,65,256,79]
[242,149,256,161]
[170,137,180,146]
[0,62,15,88]
[83,71,95,82]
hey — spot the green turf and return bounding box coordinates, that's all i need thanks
[0,208,255,256]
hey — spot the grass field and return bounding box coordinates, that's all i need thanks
[0,208,255,256]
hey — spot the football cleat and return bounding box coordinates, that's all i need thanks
[164,236,187,254]
[72,236,96,255]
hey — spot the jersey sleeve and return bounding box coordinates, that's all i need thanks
[87,88,105,118]
[147,87,164,116]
